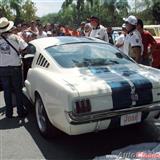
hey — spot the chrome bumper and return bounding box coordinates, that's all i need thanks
[66,102,160,125]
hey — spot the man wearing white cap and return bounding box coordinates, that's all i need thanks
[0,17,28,118]
[123,15,143,63]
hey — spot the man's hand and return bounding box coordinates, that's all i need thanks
[20,47,28,57]
[132,47,141,63]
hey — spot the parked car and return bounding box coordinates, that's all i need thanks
[23,36,160,138]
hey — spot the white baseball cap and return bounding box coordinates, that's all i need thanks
[123,15,137,25]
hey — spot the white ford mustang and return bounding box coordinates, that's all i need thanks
[23,36,160,138]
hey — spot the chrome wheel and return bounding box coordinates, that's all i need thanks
[35,97,47,133]
[35,94,60,138]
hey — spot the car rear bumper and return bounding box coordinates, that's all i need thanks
[66,102,160,125]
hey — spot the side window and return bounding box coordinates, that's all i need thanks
[23,44,36,80]
[26,43,36,55]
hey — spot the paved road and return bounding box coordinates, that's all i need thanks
[0,91,160,160]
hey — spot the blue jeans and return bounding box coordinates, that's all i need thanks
[0,66,25,116]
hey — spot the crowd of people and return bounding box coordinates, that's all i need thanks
[0,15,158,119]
[8,16,112,42]
[116,15,157,66]
[8,15,157,66]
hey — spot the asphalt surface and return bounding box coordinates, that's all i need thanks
[0,91,160,160]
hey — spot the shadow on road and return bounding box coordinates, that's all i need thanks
[0,96,160,159]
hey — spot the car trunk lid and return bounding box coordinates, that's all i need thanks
[62,65,160,112]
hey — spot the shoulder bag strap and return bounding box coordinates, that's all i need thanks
[1,35,20,56]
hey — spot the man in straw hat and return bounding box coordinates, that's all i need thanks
[0,17,28,118]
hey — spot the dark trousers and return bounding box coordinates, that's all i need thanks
[0,66,25,116]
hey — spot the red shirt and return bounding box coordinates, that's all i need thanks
[141,31,156,56]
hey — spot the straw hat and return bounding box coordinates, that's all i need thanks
[0,17,14,33]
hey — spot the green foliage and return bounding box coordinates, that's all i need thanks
[0,0,159,27]
[46,0,159,27]
[0,0,13,19]
[21,0,37,22]
[40,13,59,25]
[0,0,36,24]
[152,1,160,24]
[58,4,76,26]
[40,0,131,27]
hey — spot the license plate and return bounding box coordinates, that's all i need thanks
[120,112,142,126]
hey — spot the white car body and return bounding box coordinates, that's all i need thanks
[23,37,160,136]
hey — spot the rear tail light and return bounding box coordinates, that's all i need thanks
[74,99,91,114]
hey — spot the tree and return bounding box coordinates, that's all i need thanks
[61,0,85,25]
[9,0,24,24]
[86,0,93,7]
[152,1,160,24]
[40,0,158,27]
[130,0,159,25]
[21,0,37,22]
[58,5,75,26]
[0,0,37,24]
[116,0,130,16]
[0,0,12,18]
[76,0,85,23]
[61,0,73,9]
[40,13,59,25]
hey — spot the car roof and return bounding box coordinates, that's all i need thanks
[30,36,106,49]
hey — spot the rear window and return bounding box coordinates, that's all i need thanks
[45,43,133,68]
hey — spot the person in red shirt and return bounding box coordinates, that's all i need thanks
[71,28,80,37]
[137,19,157,66]
[64,25,72,36]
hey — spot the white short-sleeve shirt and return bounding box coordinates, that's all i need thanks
[115,34,125,52]
[37,31,47,39]
[123,29,143,56]
[90,25,109,42]
[0,34,28,67]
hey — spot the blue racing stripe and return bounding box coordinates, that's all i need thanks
[107,80,132,109]
[89,67,132,110]
[111,66,153,106]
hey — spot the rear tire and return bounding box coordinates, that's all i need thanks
[35,94,60,138]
